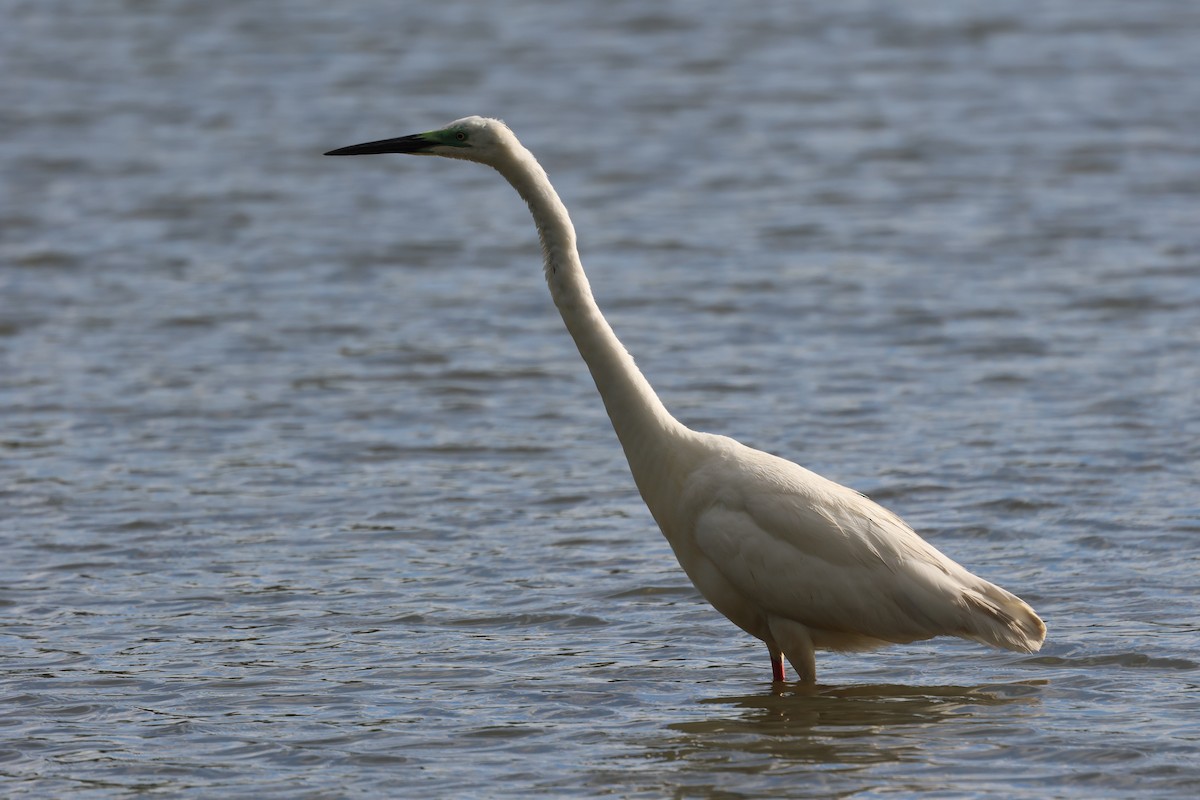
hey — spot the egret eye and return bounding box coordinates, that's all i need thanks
[455,132,467,142]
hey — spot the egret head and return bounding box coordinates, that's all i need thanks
[324,116,516,166]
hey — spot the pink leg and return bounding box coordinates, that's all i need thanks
[770,648,786,682]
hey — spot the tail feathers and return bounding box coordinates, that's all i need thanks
[959,582,1046,653]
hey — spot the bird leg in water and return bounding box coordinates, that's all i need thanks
[769,616,817,683]
[771,649,786,683]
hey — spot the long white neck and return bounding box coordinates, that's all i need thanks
[493,144,694,505]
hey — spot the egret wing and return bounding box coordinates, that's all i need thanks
[689,454,977,643]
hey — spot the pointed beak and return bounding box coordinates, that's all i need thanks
[324,133,434,156]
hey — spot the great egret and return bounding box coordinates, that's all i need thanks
[325,116,1046,683]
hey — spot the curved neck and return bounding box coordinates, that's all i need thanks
[493,146,692,495]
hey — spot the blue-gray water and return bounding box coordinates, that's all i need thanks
[2,1,1198,797]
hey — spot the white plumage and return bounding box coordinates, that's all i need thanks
[326,116,1046,683]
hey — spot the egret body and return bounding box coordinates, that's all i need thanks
[326,117,1046,683]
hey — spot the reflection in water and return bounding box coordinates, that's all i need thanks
[621,682,1047,790]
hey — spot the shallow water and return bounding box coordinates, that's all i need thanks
[2,1,1199,797]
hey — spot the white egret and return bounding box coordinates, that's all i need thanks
[325,117,1046,683]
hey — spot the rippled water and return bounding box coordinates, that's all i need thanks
[2,1,1199,797]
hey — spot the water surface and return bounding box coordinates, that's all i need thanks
[2,1,1198,797]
